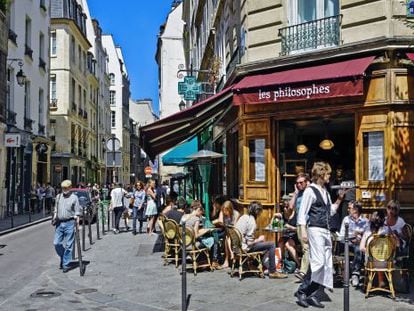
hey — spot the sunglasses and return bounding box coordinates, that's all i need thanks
[296,181,305,185]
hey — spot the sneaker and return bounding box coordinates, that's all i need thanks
[351,274,359,287]
[113,228,119,234]
[269,271,288,279]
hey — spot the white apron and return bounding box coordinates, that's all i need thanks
[308,226,334,289]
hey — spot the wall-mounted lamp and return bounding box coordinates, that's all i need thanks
[8,58,26,87]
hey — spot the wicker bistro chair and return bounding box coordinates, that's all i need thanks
[226,226,265,280]
[160,218,181,267]
[177,226,212,275]
[365,234,397,299]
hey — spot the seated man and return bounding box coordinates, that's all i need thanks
[163,196,184,224]
[235,201,287,279]
[339,201,368,287]
[181,204,222,269]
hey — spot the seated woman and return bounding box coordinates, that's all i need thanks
[274,198,301,272]
[384,200,409,256]
[360,210,399,287]
[181,203,222,270]
[235,201,287,279]
[213,200,240,268]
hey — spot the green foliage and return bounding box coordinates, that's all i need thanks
[0,0,10,13]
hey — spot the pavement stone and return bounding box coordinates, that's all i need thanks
[1,222,414,311]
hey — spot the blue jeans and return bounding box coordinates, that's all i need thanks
[54,220,75,268]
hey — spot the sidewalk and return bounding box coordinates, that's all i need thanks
[2,222,414,311]
[0,211,51,234]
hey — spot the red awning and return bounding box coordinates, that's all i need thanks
[233,56,375,105]
[406,53,414,61]
[139,87,233,159]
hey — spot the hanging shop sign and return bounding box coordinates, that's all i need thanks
[5,133,21,147]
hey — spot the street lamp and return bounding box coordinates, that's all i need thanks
[7,58,26,87]
[187,149,223,227]
[179,100,186,111]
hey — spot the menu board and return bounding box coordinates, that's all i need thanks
[367,132,384,181]
[249,138,266,182]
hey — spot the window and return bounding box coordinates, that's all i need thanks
[71,78,76,104]
[110,91,116,105]
[50,31,56,55]
[71,36,75,62]
[24,81,31,118]
[38,88,44,124]
[111,111,116,127]
[289,0,339,25]
[248,138,266,182]
[25,16,32,47]
[78,45,81,69]
[109,73,115,85]
[40,0,47,11]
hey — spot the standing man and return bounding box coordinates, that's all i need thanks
[52,180,81,273]
[295,162,344,308]
[290,173,310,281]
[110,183,128,234]
[45,183,56,214]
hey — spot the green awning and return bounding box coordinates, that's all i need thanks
[162,137,198,166]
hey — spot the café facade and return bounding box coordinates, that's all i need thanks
[140,39,414,225]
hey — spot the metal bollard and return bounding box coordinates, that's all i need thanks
[101,203,105,235]
[42,198,45,218]
[10,202,14,228]
[107,207,110,232]
[344,222,350,311]
[72,235,76,260]
[88,208,93,245]
[96,205,100,240]
[181,221,187,311]
[75,222,85,276]
[82,207,86,251]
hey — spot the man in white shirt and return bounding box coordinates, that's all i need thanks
[110,183,128,233]
[295,162,344,308]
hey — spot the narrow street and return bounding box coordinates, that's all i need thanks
[0,222,55,306]
[0,222,413,311]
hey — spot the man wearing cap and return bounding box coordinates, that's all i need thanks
[52,180,82,273]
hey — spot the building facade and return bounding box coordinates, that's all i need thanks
[143,0,414,225]
[102,35,131,184]
[155,1,186,180]
[50,0,92,186]
[0,2,7,216]
[6,0,51,214]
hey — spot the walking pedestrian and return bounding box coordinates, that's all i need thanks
[145,179,158,235]
[295,161,345,308]
[109,182,128,234]
[132,181,146,235]
[52,180,82,273]
[45,183,56,215]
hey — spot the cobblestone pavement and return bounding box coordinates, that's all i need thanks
[1,222,414,311]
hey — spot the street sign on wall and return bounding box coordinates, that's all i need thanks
[106,151,122,167]
[5,133,21,147]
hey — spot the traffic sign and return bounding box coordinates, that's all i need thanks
[144,166,152,175]
[106,137,121,151]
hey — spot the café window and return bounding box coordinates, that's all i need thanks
[362,131,384,181]
[248,138,266,182]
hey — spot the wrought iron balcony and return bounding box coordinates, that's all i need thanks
[50,98,58,110]
[8,29,17,45]
[24,44,33,59]
[38,124,45,136]
[6,109,16,125]
[24,117,34,131]
[39,57,46,71]
[78,108,83,117]
[279,15,341,56]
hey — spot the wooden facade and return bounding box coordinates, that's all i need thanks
[212,51,414,226]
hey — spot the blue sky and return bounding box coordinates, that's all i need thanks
[88,0,174,115]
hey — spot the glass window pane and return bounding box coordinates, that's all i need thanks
[298,0,316,22]
[362,131,384,181]
[324,0,339,17]
[248,138,266,182]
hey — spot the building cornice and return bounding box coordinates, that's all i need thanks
[51,18,92,49]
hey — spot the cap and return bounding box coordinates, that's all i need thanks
[61,180,72,188]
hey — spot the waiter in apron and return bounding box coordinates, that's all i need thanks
[295,161,345,308]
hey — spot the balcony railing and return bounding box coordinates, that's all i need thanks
[39,57,46,71]
[24,117,34,131]
[24,44,33,59]
[50,98,58,110]
[8,29,17,45]
[6,109,16,125]
[279,15,341,56]
[78,108,84,117]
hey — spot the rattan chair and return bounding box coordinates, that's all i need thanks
[177,226,212,275]
[160,218,181,267]
[365,234,397,298]
[226,226,265,280]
